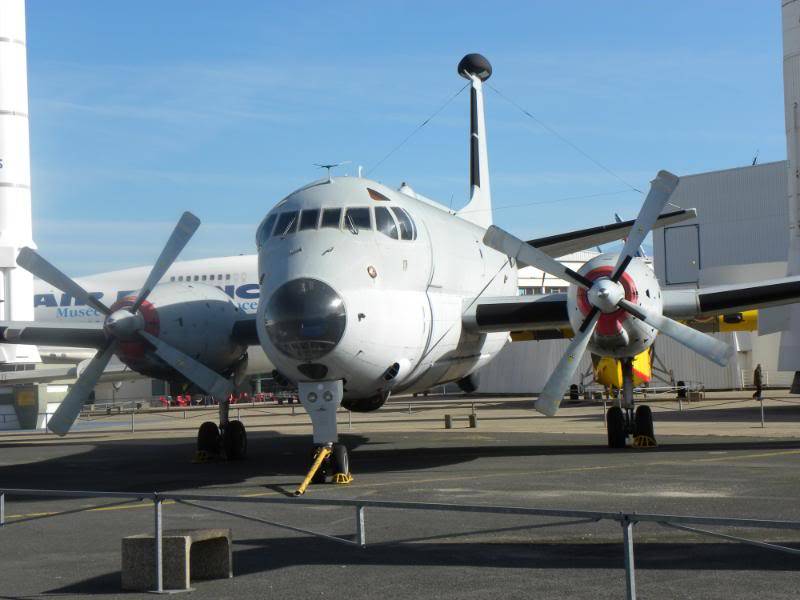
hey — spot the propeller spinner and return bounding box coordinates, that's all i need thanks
[17,211,234,435]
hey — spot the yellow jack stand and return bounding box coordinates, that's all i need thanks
[294,446,332,496]
[332,473,353,484]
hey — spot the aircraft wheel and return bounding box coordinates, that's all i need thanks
[197,421,220,454]
[311,447,331,484]
[634,405,655,440]
[222,420,247,460]
[606,406,626,449]
[332,443,350,475]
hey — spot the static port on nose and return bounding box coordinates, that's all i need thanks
[265,278,346,361]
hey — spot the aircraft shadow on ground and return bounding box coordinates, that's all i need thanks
[4,429,800,499]
[43,536,800,596]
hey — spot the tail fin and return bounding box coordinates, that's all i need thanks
[456,54,493,229]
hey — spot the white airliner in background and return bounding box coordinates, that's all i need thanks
[5,53,800,485]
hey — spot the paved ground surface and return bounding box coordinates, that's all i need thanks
[1,392,800,599]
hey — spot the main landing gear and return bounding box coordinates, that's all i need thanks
[605,358,656,449]
[196,396,248,461]
[294,380,353,495]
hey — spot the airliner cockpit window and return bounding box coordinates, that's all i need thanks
[273,211,299,237]
[390,207,415,240]
[344,207,372,233]
[256,213,277,247]
[321,208,342,229]
[299,209,320,231]
[375,206,399,239]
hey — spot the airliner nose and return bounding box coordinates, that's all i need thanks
[264,278,346,361]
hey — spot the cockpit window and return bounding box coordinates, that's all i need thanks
[256,213,277,247]
[390,207,416,240]
[375,206,399,240]
[299,209,320,231]
[321,208,342,229]
[344,207,372,233]
[274,211,299,237]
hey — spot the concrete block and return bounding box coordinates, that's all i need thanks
[121,528,232,591]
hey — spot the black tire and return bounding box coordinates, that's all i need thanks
[606,406,626,449]
[197,421,220,454]
[634,405,655,440]
[311,447,330,484]
[332,443,350,475]
[222,420,247,460]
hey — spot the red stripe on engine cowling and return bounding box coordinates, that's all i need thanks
[107,296,160,361]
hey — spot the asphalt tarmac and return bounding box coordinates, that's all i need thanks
[1,398,800,599]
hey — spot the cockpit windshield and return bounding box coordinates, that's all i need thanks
[258,205,417,242]
[274,211,299,237]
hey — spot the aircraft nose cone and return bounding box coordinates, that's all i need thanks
[264,278,346,361]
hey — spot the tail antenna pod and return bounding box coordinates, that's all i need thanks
[456,54,493,229]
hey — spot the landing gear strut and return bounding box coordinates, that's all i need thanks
[195,396,247,460]
[294,381,353,495]
[605,358,656,449]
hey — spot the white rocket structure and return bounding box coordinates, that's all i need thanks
[0,0,40,364]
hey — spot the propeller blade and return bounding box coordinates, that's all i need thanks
[618,299,733,367]
[131,212,201,313]
[484,225,593,289]
[17,247,111,316]
[139,331,233,398]
[534,310,601,417]
[611,170,679,282]
[47,342,116,436]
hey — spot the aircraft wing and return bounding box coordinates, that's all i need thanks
[663,275,800,319]
[0,361,135,385]
[463,293,570,334]
[527,208,696,259]
[0,321,107,349]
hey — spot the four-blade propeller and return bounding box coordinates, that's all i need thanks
[18,212,234,436]
[483,170,733,417]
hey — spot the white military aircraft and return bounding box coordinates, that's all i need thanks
[4,53,800,482]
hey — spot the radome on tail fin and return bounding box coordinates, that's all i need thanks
[456,54,493,229]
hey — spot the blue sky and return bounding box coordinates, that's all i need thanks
[24,1,785,274]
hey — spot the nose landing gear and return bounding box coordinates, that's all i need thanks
[605,358,657,449]
[294,381,353,495]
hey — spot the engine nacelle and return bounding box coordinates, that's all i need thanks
[567,254,661,359]
[110,282,247,381]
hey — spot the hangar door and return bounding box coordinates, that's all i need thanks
[664,225,700,285]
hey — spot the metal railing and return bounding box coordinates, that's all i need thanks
[2,487,800,598]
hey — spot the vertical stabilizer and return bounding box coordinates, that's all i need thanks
[456,54,493,229]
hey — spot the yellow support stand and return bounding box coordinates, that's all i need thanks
[294,446,332,496]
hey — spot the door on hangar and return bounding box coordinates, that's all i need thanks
[664,224,700,285]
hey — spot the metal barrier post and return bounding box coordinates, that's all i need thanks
[760,396,765,428]
[622,516,636,600]
[356,505,366,547]
[131,410,135,433]
[348,410,352,431]
[1,492,5,526]
[153,495,163,593]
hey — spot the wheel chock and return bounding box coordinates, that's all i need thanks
[632,435,657,449]
[294,446,332,496]
[332,473,353,485]
[192,450,217,463]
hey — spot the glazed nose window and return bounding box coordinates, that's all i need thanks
[264,278,346,361]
